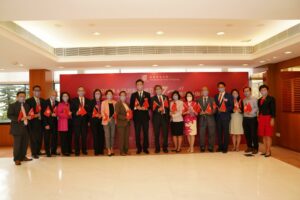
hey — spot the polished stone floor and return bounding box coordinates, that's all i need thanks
[0,151,300,200]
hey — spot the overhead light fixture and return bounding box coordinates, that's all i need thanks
[152,64,159,67]
[284,51,292,54]
[104,65,111,68]
[216,32,225,36]
[156,31,164,35]
[273,56,277,59]
[58,66,64,69]
[93,32,101,36]
[260,60,265,63]
[243,64,248,66]
[0,68,5,71]
[198,64,204,66]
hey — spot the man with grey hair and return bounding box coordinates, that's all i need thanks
[198,86,217,152]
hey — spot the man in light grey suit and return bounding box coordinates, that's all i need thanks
[7,91,32,165]
[197,87,217,152]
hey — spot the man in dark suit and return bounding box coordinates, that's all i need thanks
[42,90,59,157]
[130,79,151,154]
[7,91,33,165]
[26,85,45,159]
[214,82,234,153]
[198,86,217,152]
[71,86,91,156]
[151,85,169,153]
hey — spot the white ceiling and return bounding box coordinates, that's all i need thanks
[14,19,300,47]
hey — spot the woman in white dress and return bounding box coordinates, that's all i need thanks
[230,89,244,151]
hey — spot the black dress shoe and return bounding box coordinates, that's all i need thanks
[15,160,21,165]
[171,149,177,152]
[136,149,142,154]
[143,150,149,154]
[217,148,223,152]
[155,149,160,153]
[22,157,33,161]
[163,149,168,153]
[33,155,39,159]
[208,149,214,152]
[222,150,228,153]
[46,154,51,157]
[82,152,88,155]
[63,153,70,156]
[200,148,205,152]
[38,152,46,155]
[75,153,80,156]
[52,152,60,156]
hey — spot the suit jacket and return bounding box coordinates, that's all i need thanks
[70,97,91,123]
[115,101,131,127]
[258,95,276,118]
[151,95,170,119]
[214,92,234,120]
[101,99,117,125]
[129,91,151,121]
[41,98,58,128]
[89,99,102,124]
[7,102,30,136]
[25,97,45,129]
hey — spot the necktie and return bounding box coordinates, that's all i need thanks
[21,103,28,125]
[218,93,222,102]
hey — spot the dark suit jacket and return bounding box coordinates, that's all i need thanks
[41,98,58,128]
[214,92,234,120]
[198,96,217,115]
[151,95,170,119]
[129,91,151,121]
[70,97,91,123]
[258,95,276,118]
[115,101,131,127]
[7,102,30,136]
[89,99,102,124]
[25,97,45,129]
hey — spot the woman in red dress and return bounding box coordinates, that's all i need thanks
[258,85,276,157]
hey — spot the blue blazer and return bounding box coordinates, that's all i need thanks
[214,92,234,120]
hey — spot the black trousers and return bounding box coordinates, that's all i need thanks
[13,133,28,161]
[90,119,105,154]
[243,117,258,150]
[60,130,72,154]
[216,118,230,151]
[29,119,43,156]
[153,114,169,151]
[74,119,88,154]
[134,119,149,151]
[44,124,58,155]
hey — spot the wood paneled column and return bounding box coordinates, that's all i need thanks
[29,69,53,98]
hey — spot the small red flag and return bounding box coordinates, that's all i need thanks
[163,99,169,108]
[205,103,212,113]
[219,101,226,112]
[103,113,109,121]
[152,101,159,111]
[28,108,35,118]
[92,107,98,118]
[134,98,139,107]
[244,102,252,113]
[43,106,51,117]
[171,102,177,112]
[143,98,149,109]
[78,105,87,116]
[35,104,41,113]
[17,110,24,122]
[126,109,133,120]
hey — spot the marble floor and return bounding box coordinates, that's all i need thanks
[0,151,300,200]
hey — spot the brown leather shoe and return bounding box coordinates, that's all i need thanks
[244,148,253,153]
[22,157,33,161]
[252,149,258,154]
[15,160,21,165]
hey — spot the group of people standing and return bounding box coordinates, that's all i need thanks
[8,79,276,166]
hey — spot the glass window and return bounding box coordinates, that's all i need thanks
[0,84,29,123]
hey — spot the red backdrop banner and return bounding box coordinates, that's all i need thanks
[60,72,248,149]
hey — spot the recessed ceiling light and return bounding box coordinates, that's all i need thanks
[198,64,204,66]
[284,51,292,54]
[18,63,24,67]
[0,68,5,71]
[241,39,252,43]
[243,64,248,66]
[58,66,64,69]
[156,31,164,35]
[216,32,225,36]
[104,65,111,68]
[260,60,265,63]
[273,56,277,59]
[93,32,101,36]
[152,64,159,67]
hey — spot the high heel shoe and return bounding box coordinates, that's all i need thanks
[176,149,181,153]
[265,152,271,157]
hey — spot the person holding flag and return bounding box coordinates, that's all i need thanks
[129,79,151,154]
[183,91,200,153]
[42,90,59,157]
[242,87,259,154]
[101,89,117,156]
[115,91,132,156]
[7,91,33,165]
[230,89,244,152]
[71,86,91,156]
[198,86,217,152]
[152,85,170,153]
[214,82,234,153]
[57,92,73,156]
[169,90,184,153]
[90,89,105,156]
[26,85,45,159]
